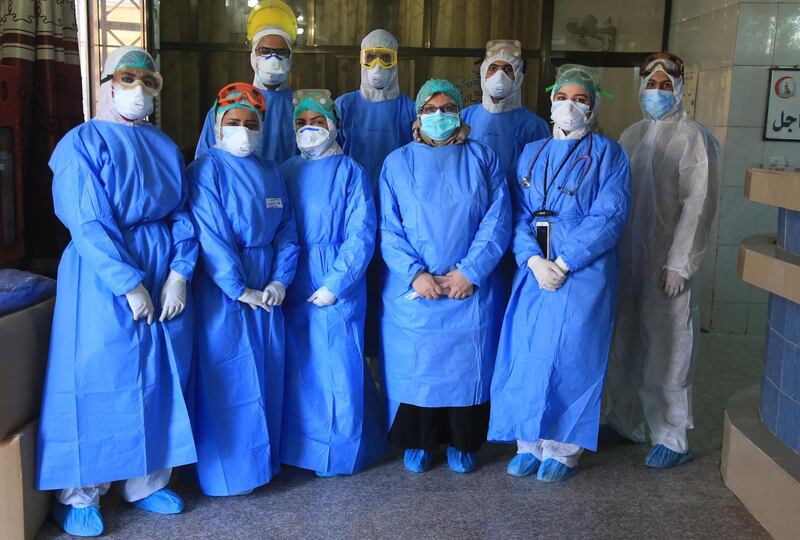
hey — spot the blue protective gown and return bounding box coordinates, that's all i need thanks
[280,154,388,475]
[488,133,631,452]
[335,91,416,187]
[379,139,511,423]
[195,87,296,163]
[37,119,198,490]
[187,147,299,496]
[461,105,550,187]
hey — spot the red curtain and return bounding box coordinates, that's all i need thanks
[1,0,83,271]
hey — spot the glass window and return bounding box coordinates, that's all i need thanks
[552,0,664,52]
[431,0,542,50]
[313,0,424,47]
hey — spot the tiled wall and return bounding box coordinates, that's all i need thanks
[669,0,800,334]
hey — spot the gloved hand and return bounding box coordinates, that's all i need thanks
[527,256,566,291]
[437,269,474,299]
[125,283,155,324]
[411,272,443,300]
[308,286,337,307]
[159,270,187,322]
[239,288,270,311]
[554,256,570,274]
[662,270,687,299]
[262,281,287,306]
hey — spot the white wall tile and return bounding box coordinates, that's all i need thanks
[695,67,733,126]
[713,244,752,302]
[722,127,765,186]
[763,141,800,166]
[716,186,777,245]
[729,66,770,127]
[710,4,741,68]
[734,3,778,65]
[774,4,800,65]
[671,0,736,24]
[747,301,769,334]
[712,301,750,332]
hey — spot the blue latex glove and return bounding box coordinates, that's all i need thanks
[131,488,185,514]
[51,502,104,537]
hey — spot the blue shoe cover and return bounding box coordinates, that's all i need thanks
[446,446,476,473]
[131,487,185,514]
[536,458,577,483]
[403,448,432,473]
[316,470,337,478]
[507,452,541,477]
[645,444,694,469]
[52,502,104,537]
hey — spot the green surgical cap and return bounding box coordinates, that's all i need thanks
[116,49,156,72]
[415,79,463,113]
[293,95,338,126]
[547,64,612,102]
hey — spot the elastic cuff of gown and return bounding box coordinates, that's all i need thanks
[662,265,691,280]
[455,263,482,288]
[517,249,541,269]
[169,263,194,283]
[117,271,147,297]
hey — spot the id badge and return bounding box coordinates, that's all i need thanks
[535,221,551,261]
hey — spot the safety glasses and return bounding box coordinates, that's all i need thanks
[107,67,163,95]
[640,53,684,79]
[256,46,291,58]
[360,47,398,69]
[218,82,266,113]
[419,103,459,115]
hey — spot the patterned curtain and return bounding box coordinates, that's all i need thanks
[0,0,83,270]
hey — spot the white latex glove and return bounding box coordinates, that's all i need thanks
[662,269,687,299]
[159,270,187,322]
[125,283,155,325]
[262,281,287,306]
[239,288,270,311]
[527,255,566,291]
[554,256,570,274]
[307,286,337,307]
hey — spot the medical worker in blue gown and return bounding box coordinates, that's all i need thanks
[188,82,299,496]
[380,79,511,474]
[489,65,631,483]
[461,39,549,189]
[462,39,550,293]
[37,46,197,537]
[280,91,388,477]
[335,29,416,358]
[196,0,298,163]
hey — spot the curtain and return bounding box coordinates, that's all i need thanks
[0,0,83,270]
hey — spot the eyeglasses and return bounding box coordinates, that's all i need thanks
[257,46,291,58]
[104,67,163,95]
[419,103,459,115]
[217,82,266,113]
[360,47,398,69]
[640,53,684,79]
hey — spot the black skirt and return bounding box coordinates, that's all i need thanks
[388,401,490,453]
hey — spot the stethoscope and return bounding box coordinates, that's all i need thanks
[520,133,594,217]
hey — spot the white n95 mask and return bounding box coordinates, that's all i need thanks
[113,85,154,121]
[486,71,514,99]
[296,125,335,159]
[551,100,591,132]
[256,55,290,86]
[220,126,261,157]
[368,66,391,90]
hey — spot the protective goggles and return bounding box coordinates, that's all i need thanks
[360,47,398,69]
[640,53,684,79]
[292,88,333,106]
[255,46,291,58]
[217,83,266,114]
[104,67,163,95]
[485,39,522,60]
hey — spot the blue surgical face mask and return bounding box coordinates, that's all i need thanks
[419,111,461,141]
[642,89,676,119]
